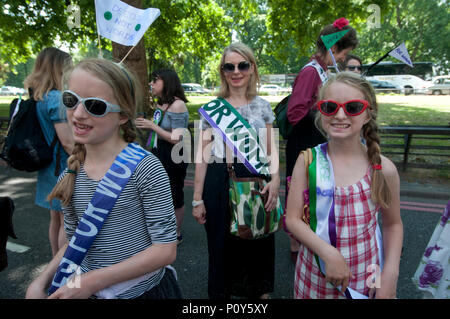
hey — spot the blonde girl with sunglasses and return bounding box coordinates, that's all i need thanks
[286,72,403,299]
[26,59,181,299]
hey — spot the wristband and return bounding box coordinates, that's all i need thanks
[192,200,204,207]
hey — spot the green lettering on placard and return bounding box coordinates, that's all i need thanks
[321,29,350,50]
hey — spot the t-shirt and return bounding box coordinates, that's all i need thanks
[60,153,177,299]
[160,111,189,131]
[200,95,275,159]
[35,90,69,210]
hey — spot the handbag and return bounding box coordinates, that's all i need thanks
[300,148,313,225]
[282,148,313,237]
[228,164,283,240]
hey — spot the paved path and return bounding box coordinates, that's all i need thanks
[0,166,448,299]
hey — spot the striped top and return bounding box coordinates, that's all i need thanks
[60,153,177,299]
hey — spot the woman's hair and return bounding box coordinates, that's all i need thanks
[316,23,359,55]
[217,42,259,100]
[48,58,142,206]
[344,54,362,66]
[151,69,188,105]
[315,72,391,208]
[24,47,72,101]
[339,54,362,70]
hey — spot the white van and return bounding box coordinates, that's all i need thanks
[365,74,432,95]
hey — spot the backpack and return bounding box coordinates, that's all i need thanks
[274,94,293,140]
[0,97,60,175]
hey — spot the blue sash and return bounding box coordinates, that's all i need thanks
[47,143,149,295]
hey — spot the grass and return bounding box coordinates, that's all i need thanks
[2,94,449,125]
[184,94,450,126]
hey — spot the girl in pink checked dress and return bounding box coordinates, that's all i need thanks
[285,72,403,299]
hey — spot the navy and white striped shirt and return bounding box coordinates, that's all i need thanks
[60,153,177,299]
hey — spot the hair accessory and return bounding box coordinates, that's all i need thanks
[67,169,77,175]
[372,164,382,171]
[333,17,349,30]
[114,62,135,96]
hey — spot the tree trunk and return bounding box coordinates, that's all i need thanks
[112,40,149,115]
[111,0,149,145]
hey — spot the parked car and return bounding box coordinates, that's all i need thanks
[427,76,450,95]
[367,79,401,94]
[259,84,291,95]
[182,83,211,95]
[0,86,26,96]
[366,75,432,95]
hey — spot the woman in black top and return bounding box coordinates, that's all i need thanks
[135,70,189,244]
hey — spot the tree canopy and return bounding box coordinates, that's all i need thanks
[1,0,448,87]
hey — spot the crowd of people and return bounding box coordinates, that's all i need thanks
[1,17,415,299]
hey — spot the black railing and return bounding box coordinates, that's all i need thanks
[2,117,449,171]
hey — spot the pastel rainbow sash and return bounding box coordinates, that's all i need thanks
[146,108,164,148]
[198,97,269,176]
[304,59,329,84]
[309,143,384,299]
[47,143,149,295]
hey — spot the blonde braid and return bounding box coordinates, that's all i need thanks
[121,120,137,143]
[47,143,86,206]
[363,119,391,209]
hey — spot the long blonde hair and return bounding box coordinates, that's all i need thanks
[316,72,391,208]
[217,42,260,100]
[24,47,72,101]
[47,59,142,206]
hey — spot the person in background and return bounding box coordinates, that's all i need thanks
[135,70,189,244]
[24,47,74,256]
[342,54,363,74]
[285,18,359,263]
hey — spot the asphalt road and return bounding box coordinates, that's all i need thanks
[0,166,447,299]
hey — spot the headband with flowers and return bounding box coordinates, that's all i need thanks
[333,17,349,30]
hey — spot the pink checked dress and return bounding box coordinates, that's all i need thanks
[294,166,382,299]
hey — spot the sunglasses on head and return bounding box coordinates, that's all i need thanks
[222,61,251,73]
[62,90,121,117]
[346,65,362,71]
[317,99,370,117]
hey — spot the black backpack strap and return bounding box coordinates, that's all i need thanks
[50,135,61,177]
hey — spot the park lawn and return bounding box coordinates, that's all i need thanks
[185,95,450,126]
[2,94,449,127]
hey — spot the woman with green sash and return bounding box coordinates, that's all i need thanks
[193,43,280,299]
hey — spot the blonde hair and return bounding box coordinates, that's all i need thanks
[48,58,142,206]
[217,43,259,100]
[24,47,72,101]
[316,72,391,208]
